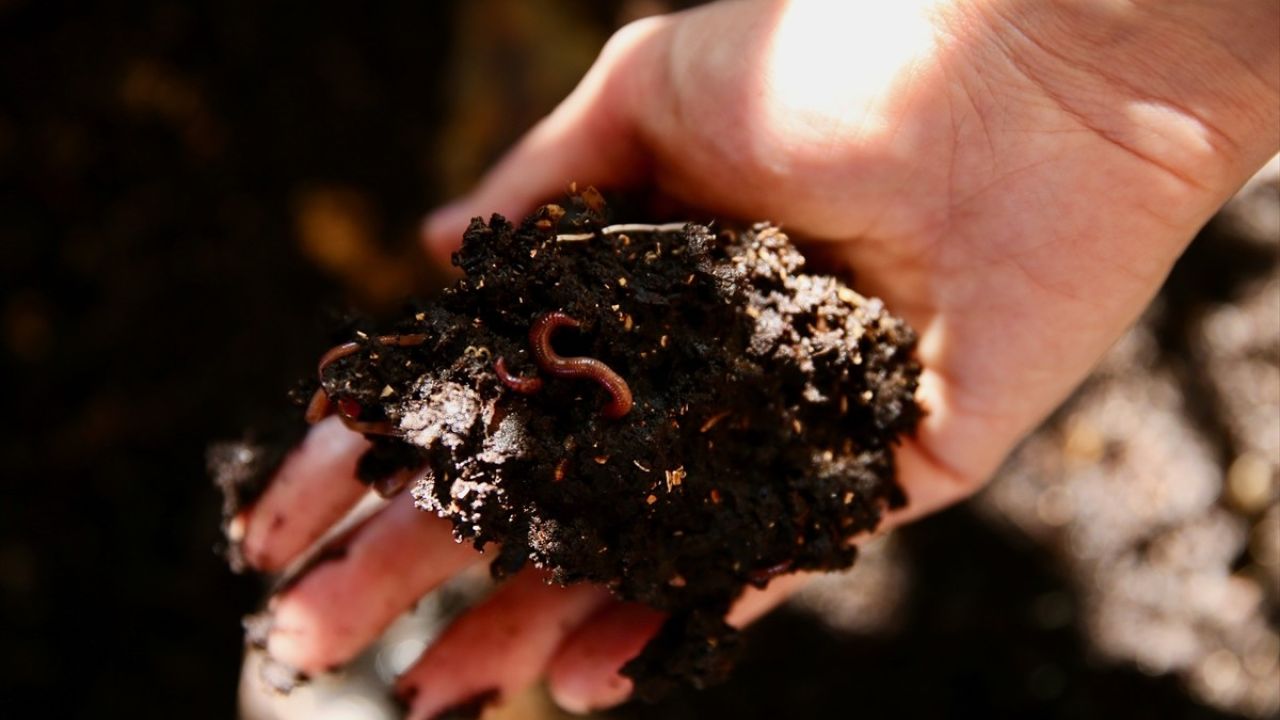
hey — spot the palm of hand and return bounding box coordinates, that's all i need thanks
[240,2,1276,717]
[427,2,1252,522]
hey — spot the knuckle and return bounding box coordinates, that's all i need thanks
[599,14,668,65]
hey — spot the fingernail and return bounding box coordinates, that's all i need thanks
[223,513,249,572]
[242,610,275,649]
[592,674,635,712]
[227,513,247,543]
[551,673,633,714]
[257,652,310,694]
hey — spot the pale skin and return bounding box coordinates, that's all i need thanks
[234,1,1279,717]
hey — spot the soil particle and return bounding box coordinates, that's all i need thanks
[207,418,307,571]
[242,611,311,693]
[303,198,922,692]
[208,435,294,520]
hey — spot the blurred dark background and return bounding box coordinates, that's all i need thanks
[2,1,1275,718]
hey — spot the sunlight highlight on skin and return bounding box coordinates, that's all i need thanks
[759,0,936,163]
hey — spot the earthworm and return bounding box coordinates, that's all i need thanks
[746,560,794,587]
[528,312,633,419]
[305,333,429,434]
[493,356,543,394]
[304,387,333,425]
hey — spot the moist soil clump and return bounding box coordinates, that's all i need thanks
[304,200,922,696]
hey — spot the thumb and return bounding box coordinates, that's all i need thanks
[422,15,674,262]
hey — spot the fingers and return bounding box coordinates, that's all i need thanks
[540,576,803,714]
[421,15,674,261]
[242,362,973,712]
[724,572,813,628]
[265,493,480,674]
[536,385,981,717]
[885,366,1001,527]
[541,549,895,714]
[395,570,612,720]
[238,416,373,572]
[545,602,667,714]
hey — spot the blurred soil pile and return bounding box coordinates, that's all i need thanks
[976,164,1280,718]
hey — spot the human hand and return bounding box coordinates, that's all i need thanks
[236,1,1279,716]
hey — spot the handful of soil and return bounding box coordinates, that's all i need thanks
[299,199,922,697]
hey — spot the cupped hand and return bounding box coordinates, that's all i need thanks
[236,1,1279,717]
